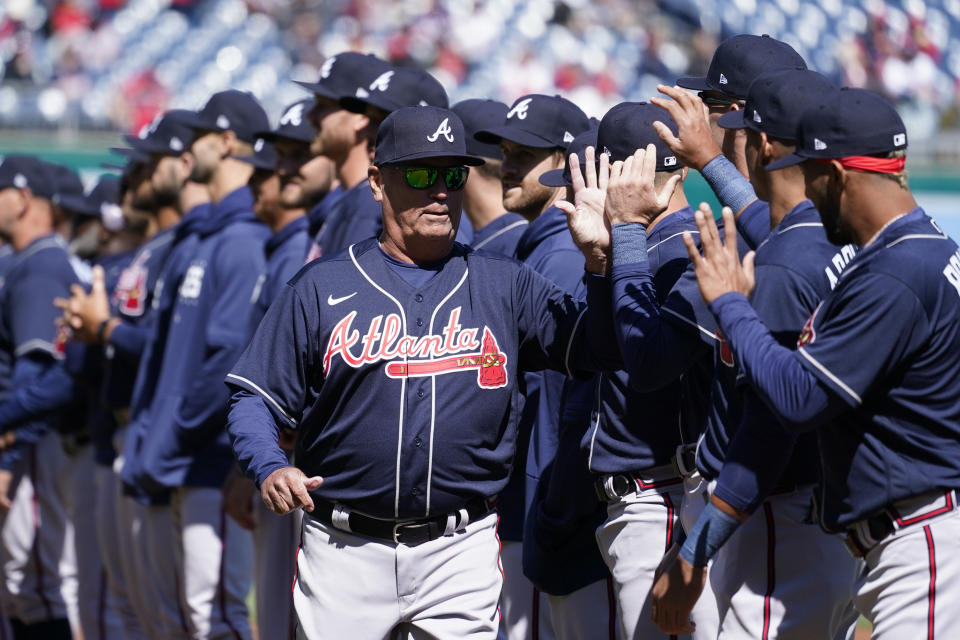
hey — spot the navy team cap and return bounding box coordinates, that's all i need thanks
[50,163,84,206]
[258,99,315,144]
[766,88,907,171]
[677,34,807,99]
[180,90,270,144]
[109,147,150,164]
[294,52,392,103]
[451,99,509,159]
[373,106,485,167]
[0,155,57,199]
[597,102,683,171]
[340,67,449,115]
[718,68,835,140]
[59,175,121,219]
[474,94,591,150]
[234,137,277,171]
[127,109,197,156]
[539,125,599,187]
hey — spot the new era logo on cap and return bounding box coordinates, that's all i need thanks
[719,73,729,85]
[814,138,827,150]
[563,131,575,143]
[13,174,27,189]
[753,110,762,123]
[216,115,230,129]
[893,133,906,146]
[254,138,265,152]
[170,137,184,151]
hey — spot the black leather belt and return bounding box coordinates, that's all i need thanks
[312,496,497,546]
[844,490,960,557]
[844,512,896,558]
[594,465,682,502]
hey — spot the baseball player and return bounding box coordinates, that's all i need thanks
[675,34,806,178]
[553,102,720,640]
[0,156,79,639]
[678,87,960,637]
[649,71,860,639]
[225,105,620,639]
[474,94,616,639]
[451,99,529,256]
[298,52,392,261]
[128,90,270,639]
[227,102,321,640]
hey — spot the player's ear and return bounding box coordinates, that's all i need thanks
[759,133,775,164]
[680,166,689,182]
[368,165,384,203]
[220,130,238,157]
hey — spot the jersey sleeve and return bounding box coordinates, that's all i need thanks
[226,284,318,483]
[797,274,928,406]
[735,199,772,250]
[8,272,72,359]
[749,263,821,347]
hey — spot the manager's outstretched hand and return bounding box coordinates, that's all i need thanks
[261,466,323,516]
[682,204,755,304]
[559,145,612,274]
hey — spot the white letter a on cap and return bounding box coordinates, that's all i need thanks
[427,118,454,143]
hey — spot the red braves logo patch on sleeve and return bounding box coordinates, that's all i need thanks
[113,253,150,317]
[797,302,823,348]
[715,330,735,368]
[324,307,508,389]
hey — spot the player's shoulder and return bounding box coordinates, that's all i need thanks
[11,235,73,280]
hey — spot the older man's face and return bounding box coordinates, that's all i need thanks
[372,159,466,256]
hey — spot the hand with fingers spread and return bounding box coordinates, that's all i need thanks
[650,543,705,634]
[682,205,756,304]
[651,85,722,171]
[605,144,682,227]
[53,265,115,344]
[261,466,323,516]
[557,145,612,274]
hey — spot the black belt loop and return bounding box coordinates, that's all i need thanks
[312,496,496,546]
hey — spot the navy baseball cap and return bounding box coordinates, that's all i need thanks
[126,109,197,156]
[451,99,509,160]
[597,102,683,171]
[59,175,121,219]
[180,90,270,144]
[234,137,277,171]
[0,155,57,199]
[718,68,835,140]
[677,34,807,100]
[474,94,591,150]
[50,163,84,207]
[258,99,316,144]
[373,106,484,167]
[539,126,599,187]
[765,88,907,171]
[340,67,449,115]
[294,52,392,102]
[109,147,150,164]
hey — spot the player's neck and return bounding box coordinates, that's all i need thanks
[380,233,454,266]
[208,158,254,204]
[180,181,210,215]
[646,186,690,235]
[156,205,181,231]
[462,178,504,229]
[336,144,372,191]
[847,178,918,246]
[767,171,807,229]
[271,208,306,235]
[13,209,52,252]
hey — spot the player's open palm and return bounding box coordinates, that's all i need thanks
[605,144,680,227]
[559,145,610,272]
[683,204,755,303]
[651,85,720,170]
[261,466,323,516]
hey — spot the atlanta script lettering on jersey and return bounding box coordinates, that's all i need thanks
[323,306,508,389]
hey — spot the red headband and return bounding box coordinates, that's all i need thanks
[813,155,906,174]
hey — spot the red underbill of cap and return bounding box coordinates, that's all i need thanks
[813,155,906,174]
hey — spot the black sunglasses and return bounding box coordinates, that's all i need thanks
[392,166,469,191]
[698,91,741,108]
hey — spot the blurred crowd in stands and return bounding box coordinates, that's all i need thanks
[1,0,960,144]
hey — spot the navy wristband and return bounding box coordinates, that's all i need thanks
[679,502,742,567]
[611,223,648,267]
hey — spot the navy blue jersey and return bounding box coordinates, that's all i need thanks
[251,216,311,329]
[586,207,708,473]
[0,235,79,467]
[120,204,210,501]
[133,188,268,493]
[226,237,618,520]
[305,181,381,262]
[470,212,528,257]
[697,201,854,483]
[790,209,960,529]
[0,245,16,402]
[736,199,773,250]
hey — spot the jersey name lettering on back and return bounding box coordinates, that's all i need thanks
[824,244,857,289]
[323,306,508,389]
[943,248,960,297]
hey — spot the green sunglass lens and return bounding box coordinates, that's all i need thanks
[404,168,437,189]
[444,167,467,190]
